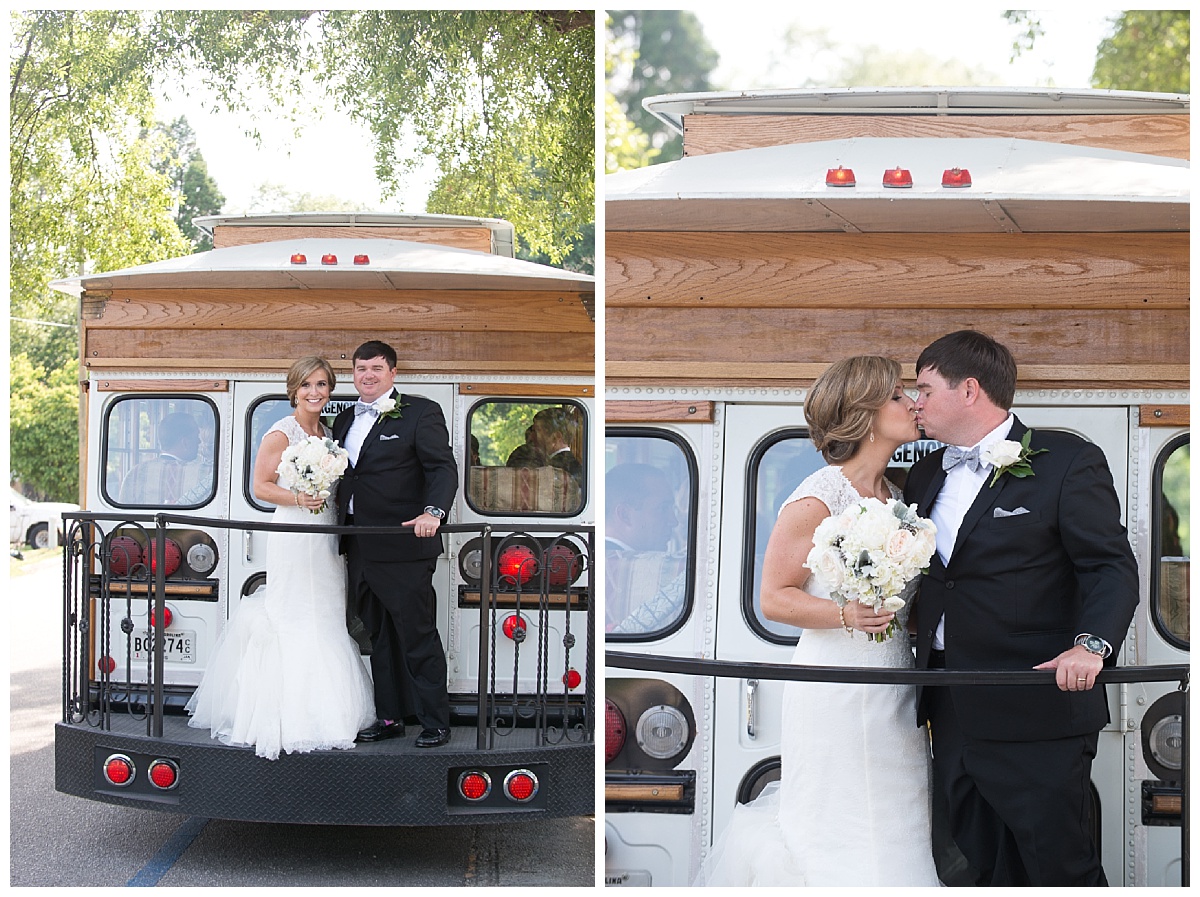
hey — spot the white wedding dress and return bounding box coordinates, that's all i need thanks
[186,416,376,760]
[697,465,941,886]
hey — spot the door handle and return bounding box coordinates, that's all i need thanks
[244,530,253,562]
[746,678,758,740]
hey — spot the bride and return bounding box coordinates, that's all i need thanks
[187,356,375,760]
[697,355,941,886]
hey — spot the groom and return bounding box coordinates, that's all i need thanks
[905,330,1137,886]
[334,340,458,748]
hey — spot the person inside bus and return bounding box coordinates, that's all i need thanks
[505,425,546,468]
[531,406,583,481]
[186,356,376,760]
[333,340,458,749]
[906,330,1138,887]
[697,355,941,887]
[605,462,687,635]
[117,411,201,505]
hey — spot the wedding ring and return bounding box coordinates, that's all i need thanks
[1077,677,1087,682]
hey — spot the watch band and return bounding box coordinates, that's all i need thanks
[423,505,445,519]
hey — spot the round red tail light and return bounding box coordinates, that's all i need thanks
[545,544,582,587]
[98,655,116,675]
[562,668,581,690]
[147,539,183,577]
[605,699,627,764]
[503,769,538,802]
[150,606,173,629]
[502,614,527,640]
[103,753,135,786]
[498,545,538,586]
[107,536,143,577]
[458,770,492,801]
[148,758,179,790]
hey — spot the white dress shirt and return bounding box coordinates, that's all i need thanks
[931,414,1014,650]
[344,396,387,513]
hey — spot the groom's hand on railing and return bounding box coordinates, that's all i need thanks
[404,511,442,538]
[1034,645,1104,692]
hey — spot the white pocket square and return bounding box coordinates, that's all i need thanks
[994,506,1030,518]
[378,433,400,441]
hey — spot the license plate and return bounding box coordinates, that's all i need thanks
[605,871,652,886]
[132,630,196,664]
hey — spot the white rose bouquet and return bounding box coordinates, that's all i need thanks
[276,435,349,513]
[805,497,937,641]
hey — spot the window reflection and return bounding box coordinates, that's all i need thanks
[105,397,217,508]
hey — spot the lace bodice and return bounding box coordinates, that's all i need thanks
[267,415,337,519]
[267,415,331,444]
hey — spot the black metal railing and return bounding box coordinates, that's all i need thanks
[61,511,594,753]
[606,649,1189,885]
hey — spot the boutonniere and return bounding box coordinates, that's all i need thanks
[981,431,1048,487]
[376,397,407,420]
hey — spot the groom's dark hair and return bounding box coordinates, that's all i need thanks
[917,330,1017,409]
[353,340,398,369]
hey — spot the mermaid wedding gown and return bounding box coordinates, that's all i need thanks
[697,465,941,886]
[186,416,375,760]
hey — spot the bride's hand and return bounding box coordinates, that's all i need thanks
[841,601,895,634]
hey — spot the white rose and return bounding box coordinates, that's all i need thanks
[982,439,1022,468]
[884,528,915,560]
[806,546,845,591]
[377,397,397,414]
[882,596,906,613]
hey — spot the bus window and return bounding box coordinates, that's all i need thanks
[466,400,586,516]
[1153,437,1189,649]
[103,397,217,508]
[745,431,824,642]
[605,430,696,639]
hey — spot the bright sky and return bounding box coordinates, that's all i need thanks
[691,5,1121,90]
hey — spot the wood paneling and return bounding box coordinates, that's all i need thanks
[1139,405,1190,427]
[605,400,716,423]
[683,113,1190,159]
[458,383,594,397]
[213,225,494,253]
[95,379,228,392]
[608,233,1189,310]
[86,289,592,333]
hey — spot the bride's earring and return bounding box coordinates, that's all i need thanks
[869,430,875,444]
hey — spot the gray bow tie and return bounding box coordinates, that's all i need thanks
[943,445,983,473]
[354,401,379,418]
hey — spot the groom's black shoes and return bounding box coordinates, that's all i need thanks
[416,727,451,748]
[356,720,404,743]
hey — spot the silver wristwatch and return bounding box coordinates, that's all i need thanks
[1074,633,1112,659]
[423,506,445,519]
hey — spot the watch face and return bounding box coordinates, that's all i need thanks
[1084,635,1106,654]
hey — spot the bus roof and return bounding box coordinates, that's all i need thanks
[642,86,1191,134]
[50,237,593,295]
[606,137,1189,233]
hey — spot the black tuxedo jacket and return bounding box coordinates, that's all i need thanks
[904,416,1138,741]
[333,390,458,562]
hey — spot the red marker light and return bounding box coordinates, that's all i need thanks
[502,614,527,640]
[498,545,538,586]
[353,254,370,265]
[503,769,539,802]
[321,254,337,265]
[458,770,492,801]
[148,759,179,790]
[825,166,856,187]
[99,655,117,675]
[882,167,913,188]
[103,754,135,786]
[290,253,307,264]
[605,699,627,763]
[563,668,582,690]
[942,167,972,187]
[150,606,173,629]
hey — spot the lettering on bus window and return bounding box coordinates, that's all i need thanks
[605,431,696,639]
[104,397,217,508]
[466,400,586,516]
[1154,438,1189,648]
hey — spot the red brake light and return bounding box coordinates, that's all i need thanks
[498,545,538,586]
[825,166,856,187]
[883,167,913,188]
[605,699,627,763]
[103,754,135,786]
[321,254,337,265]
[290,253,307,264]
[458,770,492,801]
[563,668,582,690]
[107,536,143,576]
[502,614,527,640]
[545,544,582,587]
[942,167,972,187]
[150,606,173,629]
[99,655,117,675]
[353,254,370,265]
[148,759,179,790]
[147,539,183,577]
[503,769,539,802]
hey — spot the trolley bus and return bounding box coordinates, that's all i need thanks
[602,87,1189,886]
[52,212,596,825]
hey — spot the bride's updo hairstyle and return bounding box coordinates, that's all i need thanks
[286,356,337,407]
[805,355,902,462]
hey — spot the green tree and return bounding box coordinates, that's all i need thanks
[1093,11,1189,92]
[10,354,80,502]
[146,117,227,250]
[605,21,658,174]
[608,10,718,162]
